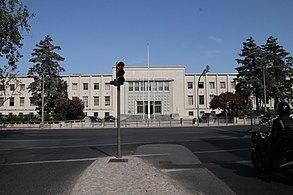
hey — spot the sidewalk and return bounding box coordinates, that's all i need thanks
[69,155,196,195]
[69,144,236,195]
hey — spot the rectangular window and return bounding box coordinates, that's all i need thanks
[158,82,163,91]
[209,82,215,89]
[220,82,226,89]
[129,82,133,91]
[187,82,193,89]
[231,81,236,89]
[141,82,145,91]
[199,95,204,105]
[0,85,4,91]
[198,82,204,89]
[105,83,110,90]
[0,97,3,106]
[94,96,99,106]
[29,97,35,106]
[135,82,139,91]
[72,83,78,90]
[94,83,99,90]
[164,82,169,91]
[154,101,162,114]
[105,96,110,106]
[9,97,14,106]
[137,101,144,114]
[20,84,25,91]
[83,83,88,90]
[82,96,89,107]
[20,97,25,107]
[10,84,15,91]
[94,112,99,117]
[153,81,157,91]
[189,111,194,116]
[188,95,193,105]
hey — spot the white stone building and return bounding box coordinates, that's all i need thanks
[0,65,274,119]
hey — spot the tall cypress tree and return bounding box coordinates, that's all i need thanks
[27,35,68,119]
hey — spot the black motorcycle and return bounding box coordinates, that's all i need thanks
[251,120,293,172]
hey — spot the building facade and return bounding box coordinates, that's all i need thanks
[0,66,274,119]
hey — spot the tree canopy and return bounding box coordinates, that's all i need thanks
[27,35,68,118]
[234,36,293,111]
[0,0,34,105]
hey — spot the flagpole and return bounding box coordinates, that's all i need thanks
[147,43,151,120]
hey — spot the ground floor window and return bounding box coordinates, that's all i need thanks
[137,101,162,114]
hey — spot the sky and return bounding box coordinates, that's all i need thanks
[18,0,293,75]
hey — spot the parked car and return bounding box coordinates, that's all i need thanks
[199,113,216,123]
[104,115,116,122]
[84,116,102,123]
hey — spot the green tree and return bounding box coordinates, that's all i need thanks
[27,35,68,118]
[234,37,265,111]
[261,36,293,107]
[0,0,34,105]
[62,98,84,120]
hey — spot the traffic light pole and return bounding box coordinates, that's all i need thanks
[117,85,121,158]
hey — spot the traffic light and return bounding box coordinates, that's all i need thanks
[115,61,125,85]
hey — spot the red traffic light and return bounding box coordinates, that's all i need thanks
[116,62,124,70]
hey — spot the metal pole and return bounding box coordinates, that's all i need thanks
[197,74,202,126]
[263,68,267,113]
[117,85,121,158]
[41,73,44,128]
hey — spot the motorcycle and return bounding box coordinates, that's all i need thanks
[251,119,293,172]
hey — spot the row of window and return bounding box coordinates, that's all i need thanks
[80,96,111,107]
[72,82,105,91]
[187,94,216,106]
[128,81,170,92]
[0,96,111,107]
[187,81,236,89]
[0,84,27,92]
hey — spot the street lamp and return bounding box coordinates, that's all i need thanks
[197,65,210,125]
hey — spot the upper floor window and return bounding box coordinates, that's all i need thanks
[20,84,26,91]
[94,83,99,90]
[129,82,133,91]
[198,82,204,89]
[209,82,215,89]
[231,82,236,89]
[135,82,139,91]
[10,84,15,91]
[188,95,193,105]
[220,82,226,89]
[20,97,25,107]
[83,83,88,90]
[164,82,169,91]
[187,82,193,89]
[105,96,110,106]
[9,97,14,106]
[105,83,110,90]
[72,83,78,90]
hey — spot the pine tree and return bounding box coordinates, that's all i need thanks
[27,35,68,118]
[261,36,293,106]
[235,37,265,110]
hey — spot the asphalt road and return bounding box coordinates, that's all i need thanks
[0,126,292,195]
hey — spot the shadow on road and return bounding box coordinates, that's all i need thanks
[88,146,113,157]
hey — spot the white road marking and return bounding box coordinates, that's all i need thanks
[1,157,97,166]
[193,148,250,154]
